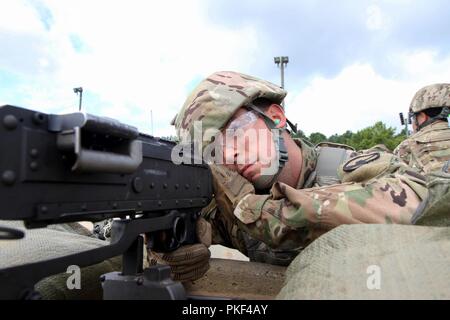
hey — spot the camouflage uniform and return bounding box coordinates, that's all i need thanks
[174,71,427,261]
[208,144,426,254]
[394,84,450,174]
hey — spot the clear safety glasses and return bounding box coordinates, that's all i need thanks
[225,111,259,131]
[218,111,261,152]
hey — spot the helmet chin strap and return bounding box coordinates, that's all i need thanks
[415,107,450,131]
[247,105,289,190]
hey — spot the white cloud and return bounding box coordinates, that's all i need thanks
[366,4,388,31]
[285,50,450,137]
[1,1,449,141]
[0,0,45,34]
[1,0,260,137]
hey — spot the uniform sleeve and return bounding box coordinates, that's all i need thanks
[233,175,425,250]
[210,164,425,251]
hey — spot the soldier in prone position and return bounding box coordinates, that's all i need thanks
[152,71,430,276]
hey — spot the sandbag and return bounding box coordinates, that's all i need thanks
[0,221,121,300]
[277,224,450,299]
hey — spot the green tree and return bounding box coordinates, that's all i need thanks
[308,132,327,145]
[161,135,179,142]
[328,130,354,145]
[292,121,406,151]
[291,129,308,140]
[346,121,403,151]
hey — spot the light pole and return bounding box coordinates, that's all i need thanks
[274,56,289,108]
[399,112,410,137]
[73,87,83,111]
[150,109,154,136]
[274,56,289,89]
[273,56,298,134]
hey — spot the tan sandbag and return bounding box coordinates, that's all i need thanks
[0,221,121,300]
[277,224,450,299]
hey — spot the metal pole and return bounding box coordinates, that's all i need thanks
[150,110,154,136]
[73,87,83,111]
[78,89,83,111]
[274,56,288,107]
[399,112,409,137]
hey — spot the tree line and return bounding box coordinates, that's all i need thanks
[292,121,407,151]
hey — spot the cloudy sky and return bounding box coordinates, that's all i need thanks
[0,0,449,137]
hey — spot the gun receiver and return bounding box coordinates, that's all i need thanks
[0,105,213,299]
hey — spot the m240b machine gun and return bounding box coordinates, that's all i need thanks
[0,104,213,299]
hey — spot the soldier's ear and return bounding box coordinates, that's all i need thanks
[418,112,429,124]
[266,104,286,128]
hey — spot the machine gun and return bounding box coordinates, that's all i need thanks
[0,104,213,299]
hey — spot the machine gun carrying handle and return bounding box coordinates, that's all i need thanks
[51,113,143,174]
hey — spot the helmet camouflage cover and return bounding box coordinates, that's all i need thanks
[173,71,286,146]
[409,83,450,113]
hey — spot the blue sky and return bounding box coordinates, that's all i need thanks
[206,0,450,78]
[0,0,449,137]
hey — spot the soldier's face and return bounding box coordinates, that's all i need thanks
[220,107,283,183]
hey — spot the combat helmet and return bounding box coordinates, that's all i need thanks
[409,83,450,130]
[172,71,287,146]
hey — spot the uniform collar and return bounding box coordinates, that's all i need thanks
[293,138,318,189]
[415,120,448,136]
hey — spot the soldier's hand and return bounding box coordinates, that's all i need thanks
[146,217,212,282]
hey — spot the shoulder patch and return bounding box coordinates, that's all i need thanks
[342,152,381,172]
